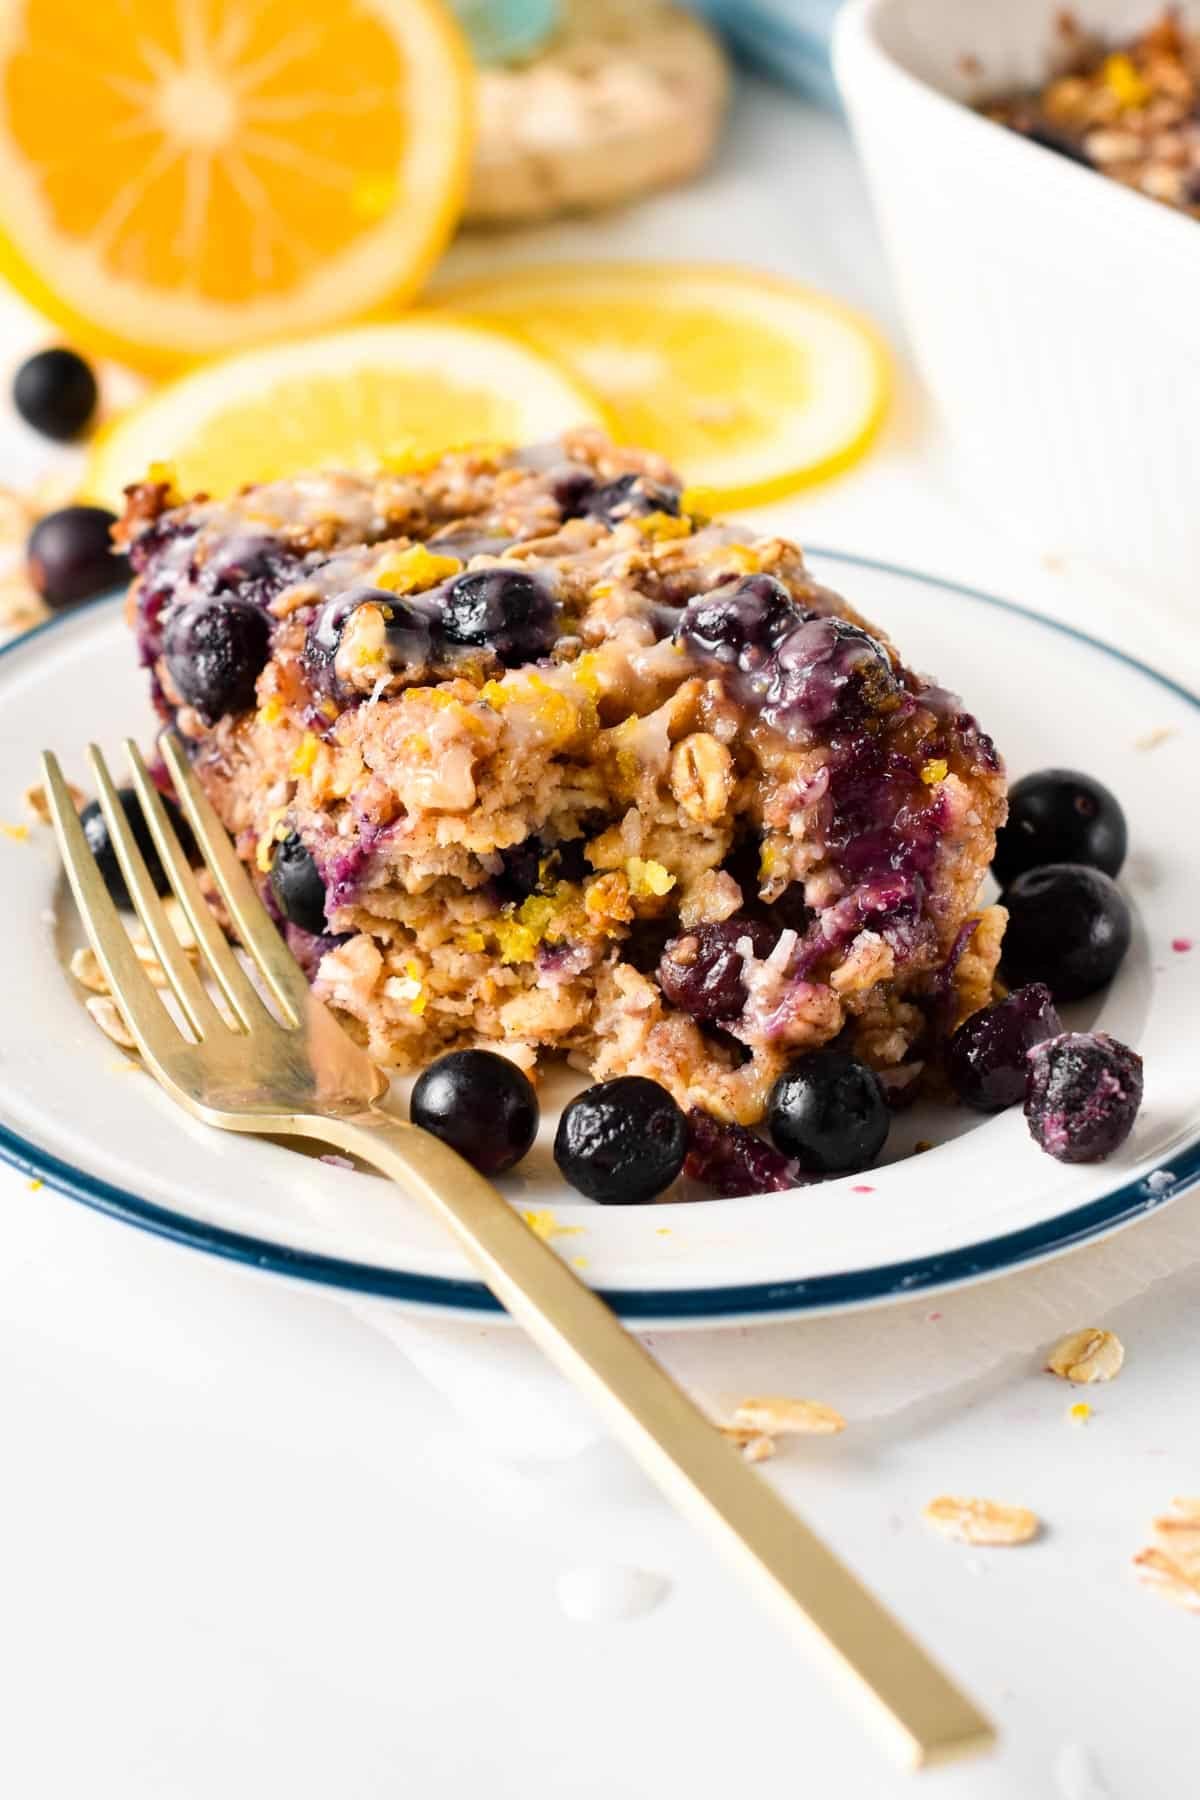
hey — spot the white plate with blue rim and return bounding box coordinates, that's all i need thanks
[2,548,1198,1327]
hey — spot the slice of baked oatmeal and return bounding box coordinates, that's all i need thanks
[118,431,1007,1125]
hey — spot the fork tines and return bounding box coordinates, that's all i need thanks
[41,733,309,1061]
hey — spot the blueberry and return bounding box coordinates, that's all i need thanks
[380,595,435,666]
[657,917,779,1022]
[438,567,557,664]
[81,786,194,908]
[765,615,898,731]
[1025,1032,1143,1163]
[13,347,97,441]
[202,532,303,608]
[411,1049,539,1176]
[554,1076,687,1203]
[946,983,1062,1112]
[1000,864,1131,1001]
[568,471,682,526]
[683,1109,796,1197]
[680,574,801,667]
[164,596,271,721]
[495,838,543,902]
[993,768,1127,883]
[27,506,129,606]
[269,832,328,934]
[767,1050,890,1176]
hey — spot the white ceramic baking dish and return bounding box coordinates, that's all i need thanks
[834,0,1200,609]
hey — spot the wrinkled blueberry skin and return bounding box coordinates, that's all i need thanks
[269,832,328,935]
[680,574,802,668]
[81,787,194,908]
[1025,1032,1143,1163]
[164,596,272,721]
[993,767,1127,884]
[202,532,304,608]
[380,596,436,666]
[765,616,899,733]
[684,1110,796,1197]
[411,1049,539,1176]
[1001,863,1132,1002]
[657,916,780,1022]
[557,469,682,525]
[946,984,1063,1112]
[554,1076,688,1204]
[438,567,558,665]
[680,578,901,738]
[768,1051,890,1176]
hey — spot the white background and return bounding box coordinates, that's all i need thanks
[1,77,1197,1800]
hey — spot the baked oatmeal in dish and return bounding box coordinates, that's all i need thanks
[118,431,1007,1128]
[985,11,1200,215]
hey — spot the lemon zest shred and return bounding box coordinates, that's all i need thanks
[291,733,320,777]
[634,509,692,542]
[1103,51,1151,108]
[521,1208,585,1242]
[626,856,675,898]
[920,758,949,786]
[373,544,462,594]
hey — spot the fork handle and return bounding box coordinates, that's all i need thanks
[306,1106,992,1770]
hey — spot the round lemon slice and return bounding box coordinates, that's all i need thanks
[0,0,473,370]
[433,262,892,508]
[85,320,609,507]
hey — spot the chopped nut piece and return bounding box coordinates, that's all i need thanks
[1133,1547,1200,1612]
[1045,1327,1125,1384]
[84,995,138,1050]
[669,732,732,824]
[923,1496,1040,1546]
[732,1396,846,1437]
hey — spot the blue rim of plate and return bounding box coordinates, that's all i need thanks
[3,549,1198,1320]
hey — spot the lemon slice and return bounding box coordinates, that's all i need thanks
[0,0,473,370]
[433,263,891,507]
[84,319,609,507]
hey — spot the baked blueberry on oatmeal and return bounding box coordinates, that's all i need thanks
[117,431,1008,1144]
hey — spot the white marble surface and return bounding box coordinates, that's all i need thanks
[1,76,1197,1800]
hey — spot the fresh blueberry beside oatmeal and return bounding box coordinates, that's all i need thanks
[1000,863,1131,1002]
[113,431,1144,1193]
[81,785,195,908]
[555,1076,688,1204]
[993,768,1127,884]
[767,1051,890,1177]
[411,1049,539,1177]
[946,984,1062,1114]
[29,504,128,607]
[12,345,98,442]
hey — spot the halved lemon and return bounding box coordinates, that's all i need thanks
[84,319,610,506]
[0,0,473,370]
[432,263,892,508]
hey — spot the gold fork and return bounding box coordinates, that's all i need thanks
[41,731,994,1772]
